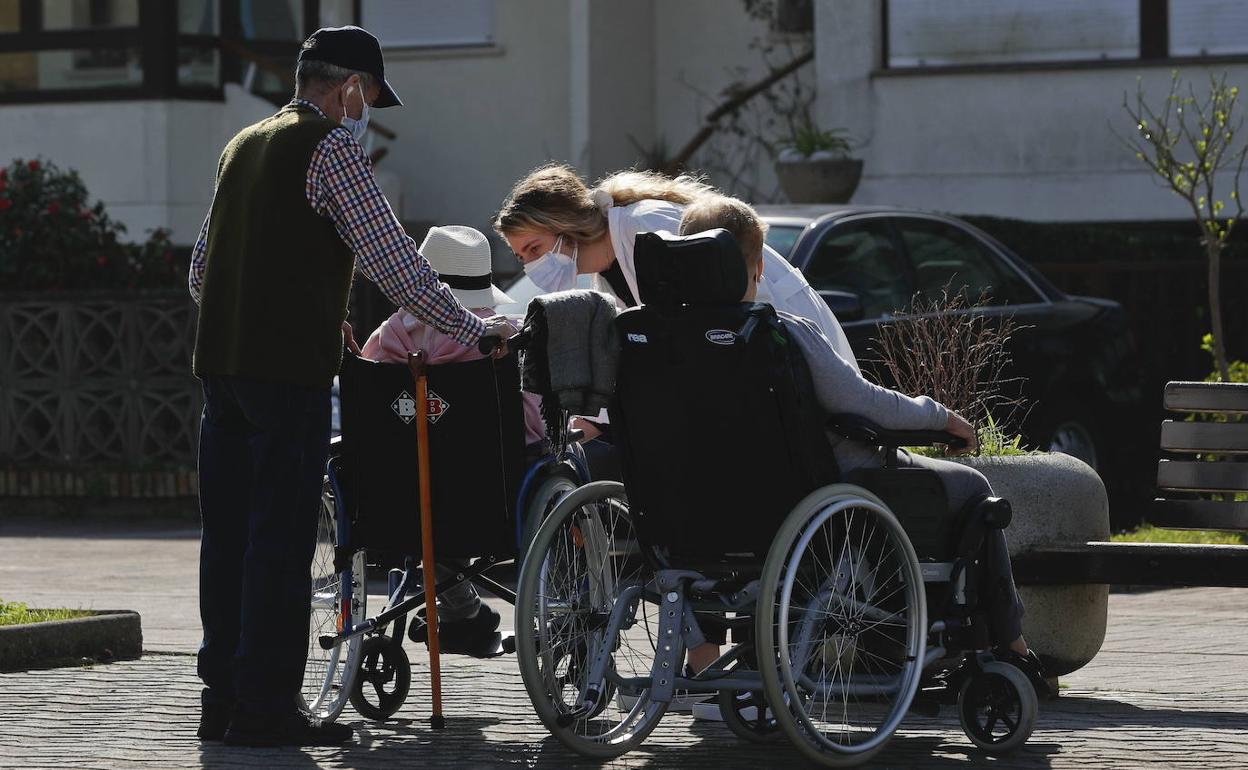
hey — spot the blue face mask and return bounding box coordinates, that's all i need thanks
[340,83,370,143]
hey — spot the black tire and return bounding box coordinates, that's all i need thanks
[349,635,411,721]
[957,660,1038,754]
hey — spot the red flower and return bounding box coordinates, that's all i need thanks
[46,201,60,215]
[0,199,11,211]
[27,160,39,171]
[0,167,7,180]
[95,255,108,267]
[0,179,6,192]
[163,249,173,263]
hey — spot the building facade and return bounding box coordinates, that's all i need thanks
[3,0,1247,254]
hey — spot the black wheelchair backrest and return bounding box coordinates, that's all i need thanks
[634,229,748,308]
[337,353,527,558]
[612,232,838,558]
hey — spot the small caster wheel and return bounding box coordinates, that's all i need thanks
[958,660,1037,754]
[350,635,411,721]
[717,687,783,743]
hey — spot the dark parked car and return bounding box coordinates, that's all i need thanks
[501,205,1145,509]
[757,205,1146,491]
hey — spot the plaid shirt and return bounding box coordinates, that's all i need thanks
[188,99,485,347]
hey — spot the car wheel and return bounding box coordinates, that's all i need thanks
[1036,406,1100,472]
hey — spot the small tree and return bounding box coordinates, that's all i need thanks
[1120,71,1248,382]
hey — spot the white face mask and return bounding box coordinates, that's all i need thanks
[340,83,370,143]
[523,235,578,293]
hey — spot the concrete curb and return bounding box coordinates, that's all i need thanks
[0,610,142,672]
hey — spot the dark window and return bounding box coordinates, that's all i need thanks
[763,224,803,260]
[894,218,1041,306]
[806,218,912,319]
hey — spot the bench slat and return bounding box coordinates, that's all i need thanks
[1165,381,1248,414]
[1157,459,1248,492]
[1149,498,1248,531]
[1160,420,1248,454]
[1013,542,1248,586]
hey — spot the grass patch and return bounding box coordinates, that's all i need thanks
[0,599,92,627]
[1111,524,1247,545]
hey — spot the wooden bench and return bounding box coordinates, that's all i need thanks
[1013,381,1248,587]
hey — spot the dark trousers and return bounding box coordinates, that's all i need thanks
[197,375,331,713]
[892,450,1026,646]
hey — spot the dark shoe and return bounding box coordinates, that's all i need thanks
[410,604,504,658]
[197,689,233,741]
[224,709,353,747]
[998,648,1056,699]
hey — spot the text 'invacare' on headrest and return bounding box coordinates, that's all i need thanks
[633,229,749,307]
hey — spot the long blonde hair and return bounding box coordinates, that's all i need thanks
[493,163,719,242]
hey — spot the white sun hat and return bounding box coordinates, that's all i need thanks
[419,225,515,308]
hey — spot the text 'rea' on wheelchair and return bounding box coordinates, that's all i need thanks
[511,229,1037,766]
[302,343,590,726]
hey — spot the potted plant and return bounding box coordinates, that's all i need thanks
[774,122,863,204]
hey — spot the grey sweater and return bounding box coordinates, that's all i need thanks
[780,312,949,473]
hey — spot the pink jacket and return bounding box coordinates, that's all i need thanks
[361,308,547,447]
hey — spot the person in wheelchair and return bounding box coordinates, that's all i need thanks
[678,196,1048,692]
[360,224,544,656]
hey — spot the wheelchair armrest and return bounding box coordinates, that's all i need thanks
[828,413,967,450]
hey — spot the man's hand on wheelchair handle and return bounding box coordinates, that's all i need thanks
[481,317,517,359]
[944,411,978,455]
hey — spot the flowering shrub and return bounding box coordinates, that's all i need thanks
[0,157,185,291]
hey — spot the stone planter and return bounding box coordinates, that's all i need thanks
[774,156,864,204]
[952,452,1109,677]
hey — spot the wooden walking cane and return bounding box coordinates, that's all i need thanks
[407,350,445,729]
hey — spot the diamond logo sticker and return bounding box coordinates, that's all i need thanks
[426,389,450,424]
[392,391,416,424]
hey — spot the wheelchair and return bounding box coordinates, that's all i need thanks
[300,349,590,723]
[513,230,1038,766]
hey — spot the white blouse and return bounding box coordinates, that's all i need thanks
[602,199,860,373]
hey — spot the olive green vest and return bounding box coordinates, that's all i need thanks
[193,103,355,388]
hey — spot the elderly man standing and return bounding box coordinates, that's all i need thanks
[188,26,511,747]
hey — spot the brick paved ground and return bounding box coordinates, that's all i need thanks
[1,522,1245,769]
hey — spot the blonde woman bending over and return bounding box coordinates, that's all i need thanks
[493,164,859,375]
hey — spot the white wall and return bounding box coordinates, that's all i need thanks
[814,0,1248,222]
[652,0,784,201]
[375,0,571,240]
[0,84,272,245]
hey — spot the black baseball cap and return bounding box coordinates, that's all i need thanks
[298,25,401,108]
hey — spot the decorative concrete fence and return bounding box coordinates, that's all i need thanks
[0,290,200,497]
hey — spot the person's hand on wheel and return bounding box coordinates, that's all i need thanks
[944,411,978,455]
[342,321,361,355]
[570,417,602,443]
[483,316,517,359]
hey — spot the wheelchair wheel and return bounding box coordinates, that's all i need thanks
[301,479,366,721]
[519,464,581,564]
[515,481,666,758]
[350,634,412,721]
[715,645,783,744]
[756,485,927,768]
[957,660,1037,755]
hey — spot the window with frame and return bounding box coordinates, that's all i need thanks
[893,218,1040,307]
[886,0,1139,68]
[1169,0,1248,57]
[0,0,336,103]
[805,218,912,319]
[885,0,1248,70]
[360,0,495,49]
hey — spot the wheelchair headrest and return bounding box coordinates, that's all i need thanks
[634,229,748,308]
